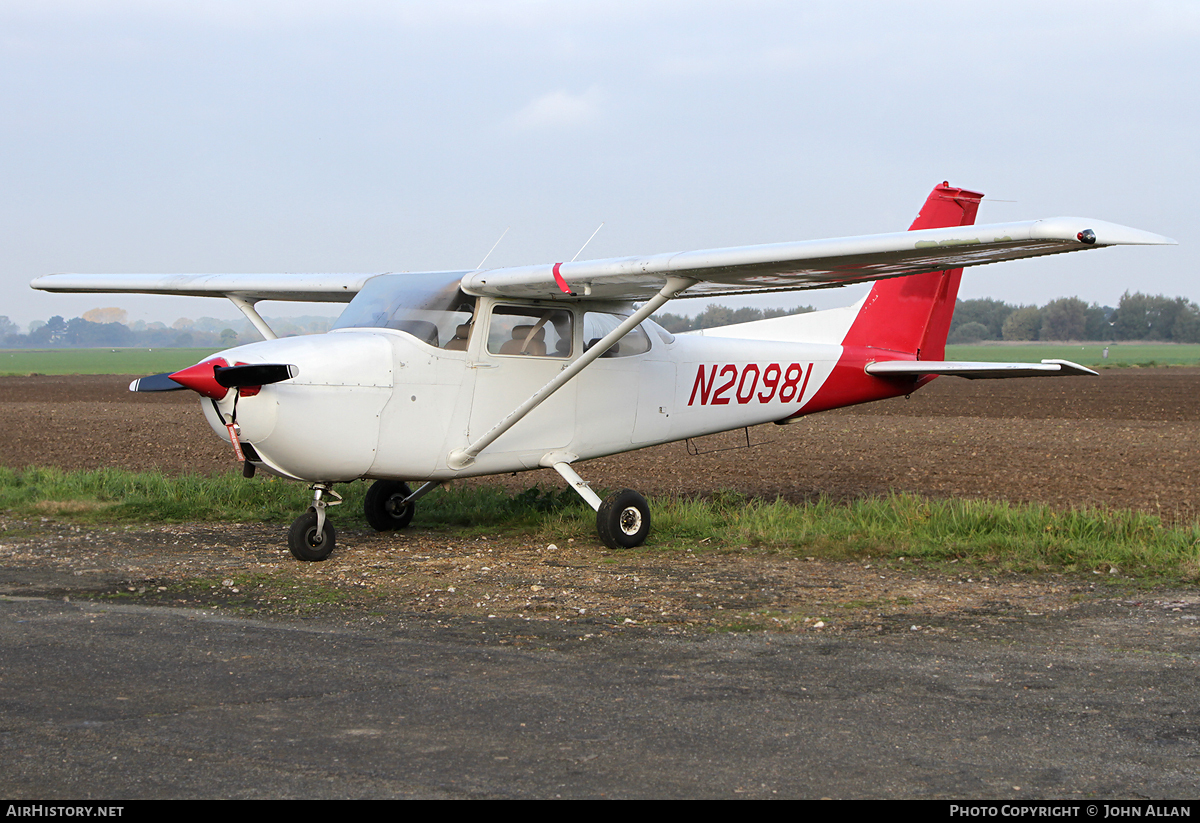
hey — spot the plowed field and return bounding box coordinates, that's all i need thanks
[2,369,1196,521]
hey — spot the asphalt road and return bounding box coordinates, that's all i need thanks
[2,593,1197,799]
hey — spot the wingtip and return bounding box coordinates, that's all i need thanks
[1032,218,1177,247]
[1114,227,1178,246]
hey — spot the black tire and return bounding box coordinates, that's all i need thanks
[596,488,651,549]
[288,510,336,561]
[364,480,415,532]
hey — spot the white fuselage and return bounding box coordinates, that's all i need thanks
[199,297,855,483]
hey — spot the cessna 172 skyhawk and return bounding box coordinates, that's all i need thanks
[31,183,1175,560]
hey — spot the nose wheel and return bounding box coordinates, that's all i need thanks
[288,483,341,561]
[288,510,337,561]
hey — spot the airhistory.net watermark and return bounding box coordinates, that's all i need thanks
[6,808,123,818]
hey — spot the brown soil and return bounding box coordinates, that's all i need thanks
[1,369,1197,636]
[2,369,1197,520]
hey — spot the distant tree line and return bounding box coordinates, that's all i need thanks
[655,293,1200,342]
[6,292,1200,347]
[655,303,815,333]
[0,308,337,349]
[949,292,1200,343]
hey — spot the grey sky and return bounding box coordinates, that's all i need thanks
[2,0,1195,327]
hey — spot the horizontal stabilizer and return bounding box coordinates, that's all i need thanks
[866,359,1098,380]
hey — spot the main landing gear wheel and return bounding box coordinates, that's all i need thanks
[288,510,337,562]
[364,480,415,531]
[596,488,651,549]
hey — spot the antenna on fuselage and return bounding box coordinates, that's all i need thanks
[571,222,605,262]
[476,226,510,270]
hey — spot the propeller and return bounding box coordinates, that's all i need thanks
[128,373,187,392]
[214,363,299,389]
[128,358,299,399]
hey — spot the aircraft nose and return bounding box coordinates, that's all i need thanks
[129,357,229,396]
[129,358,301,399]
[224,331,395,481]
[168,357,231,399]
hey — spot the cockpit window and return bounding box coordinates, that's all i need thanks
[487,306,573,358]
[333,272,475,349]
[583,311,653,357]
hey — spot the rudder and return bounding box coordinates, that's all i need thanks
[839,182,984,360]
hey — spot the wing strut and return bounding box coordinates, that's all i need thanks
[447,275,696,470]
[227,295,278,341]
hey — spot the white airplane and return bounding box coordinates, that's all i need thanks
[32,183,1175,560]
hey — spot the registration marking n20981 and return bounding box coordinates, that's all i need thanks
[687,363,812,406]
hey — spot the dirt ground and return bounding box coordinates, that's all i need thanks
[2,368,1197,518]
[1,369,1198,635]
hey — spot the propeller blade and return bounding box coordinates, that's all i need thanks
[128,373,187,392]
[213,363,298,388]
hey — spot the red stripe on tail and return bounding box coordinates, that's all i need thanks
[840,181,983,359]
[793,182,984,416]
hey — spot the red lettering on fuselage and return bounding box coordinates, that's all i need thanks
[688,364,718,406]
[736,364,759,403]
[687,363,812,406]
[710,364,737,405]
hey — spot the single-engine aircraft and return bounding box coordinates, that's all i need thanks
[31,183,1175,560]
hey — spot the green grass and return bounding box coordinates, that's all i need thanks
[3,467,1197,581]
[945,342,1200,368]
[0,467,581,532]
[0,348,220,376]
[636,492,1200,578]
[0,466,320,523]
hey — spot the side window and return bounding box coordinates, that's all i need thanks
[487,306,573,358]
[583,312,652,357]
[442,302,476,351]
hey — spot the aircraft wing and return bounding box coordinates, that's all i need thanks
[29,272,386,303]
[460,217,1175,301]
[30,218,1173,305]
[866,359,1099,379]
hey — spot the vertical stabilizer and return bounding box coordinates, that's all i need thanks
[792,182,985,416]
[839,182,983,360]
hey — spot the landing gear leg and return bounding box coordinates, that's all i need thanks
[288,483,342,562]
[548,457,651,550]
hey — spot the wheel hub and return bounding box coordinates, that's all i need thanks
[619,506,642,535]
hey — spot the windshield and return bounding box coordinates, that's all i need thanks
[333,272,475,349]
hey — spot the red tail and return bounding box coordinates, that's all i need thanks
[793,183,983,417]
[840,181,983,360]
